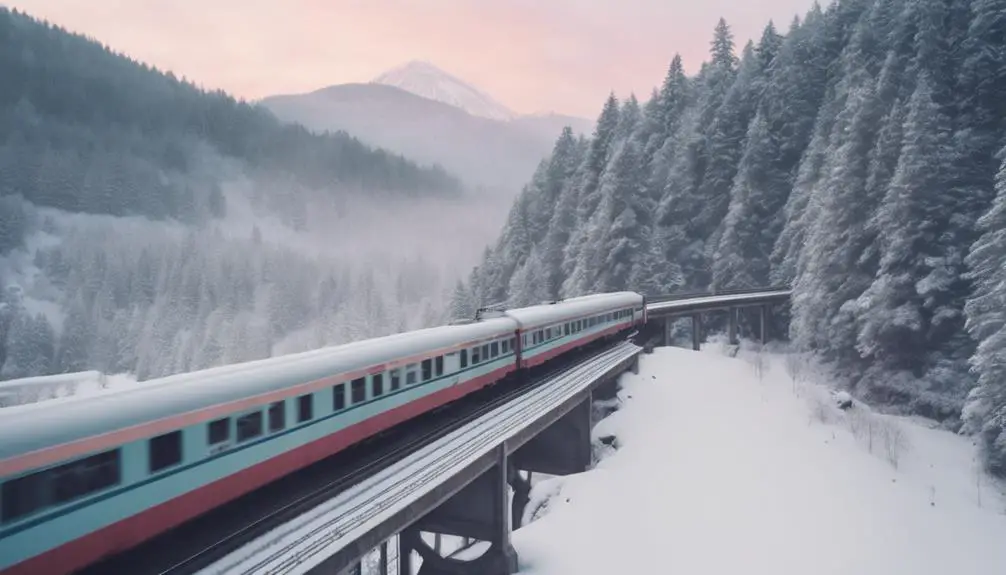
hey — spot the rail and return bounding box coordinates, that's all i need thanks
[198,341,641,575]
[149,341,626,575]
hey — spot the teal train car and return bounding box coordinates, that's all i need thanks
[0,292,645,574]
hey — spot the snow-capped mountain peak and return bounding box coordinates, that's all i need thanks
[372,60,515,121]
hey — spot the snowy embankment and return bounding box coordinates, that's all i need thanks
[0,371,137,407]
[513,341,1006,574]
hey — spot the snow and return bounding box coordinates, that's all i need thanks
[0,371,138,407]
[511,342,1006,574]
[505,292,643,329]
[372,61,515,121]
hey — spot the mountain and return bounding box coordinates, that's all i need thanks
[0,7,474,384]
[373,60,515,121]
[456,3,1006,477]
[260,80,593,193]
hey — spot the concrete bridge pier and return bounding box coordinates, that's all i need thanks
[727,307,738,346]
[511,395,593,480]
[403,445,518,575]
[759,305,770,344]
[691,313,702,351]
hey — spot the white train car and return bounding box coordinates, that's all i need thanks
[0,318,519,575]
[505,291,644,368]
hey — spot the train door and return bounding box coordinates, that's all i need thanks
[513,329,523,370]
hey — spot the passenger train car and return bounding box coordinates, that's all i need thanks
[0,291,645,574]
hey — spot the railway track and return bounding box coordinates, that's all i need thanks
[204,341,640,575]
[76,337,627,575]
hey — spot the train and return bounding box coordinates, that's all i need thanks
[0,291,647,574]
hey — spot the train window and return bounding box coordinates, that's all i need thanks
[406,365,418,384]
[352,378,366,403]
[390,369,401,390]
[150,431,182,473]
[502,339,509,354]
[237,411,263,443]
[1,473,40,523]
[333,384,346,411]
[435,356,444,376]
[460,349,468,368]
[422,359,432,381]
[472,346,480,363]
[481,344,490,359]
[298,394,313,422]
[491,342,499,357]
[208,418,230,444]
[373,373,384,397]
[1,449,121,524]
[269,401,286,433]
[511,337,517,350]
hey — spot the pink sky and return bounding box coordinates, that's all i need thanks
[11,0,824,118]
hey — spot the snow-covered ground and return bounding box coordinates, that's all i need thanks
[512,340,1006,574]
[0,371,137,407]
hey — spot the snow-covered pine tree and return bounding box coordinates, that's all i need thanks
[963,144,1006,473]
[448,280,477,322]
[854,73,956,398]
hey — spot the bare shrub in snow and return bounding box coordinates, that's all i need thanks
[973,455,984,508]
[846,407,869,443]
[746,341,767,382]
[876,418,910,469]
[809,395,832,425]
[785,351,807,382]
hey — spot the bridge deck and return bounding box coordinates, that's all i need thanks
[198,341,641,575]
[646,289,792,316]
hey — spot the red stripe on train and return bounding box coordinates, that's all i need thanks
[1,366,514,575]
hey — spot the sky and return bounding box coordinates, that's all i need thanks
[11,0,826,118]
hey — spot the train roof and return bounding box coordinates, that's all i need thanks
[0,317,518,465]
[504,291,643,329]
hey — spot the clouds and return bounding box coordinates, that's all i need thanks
[11,0,824,117]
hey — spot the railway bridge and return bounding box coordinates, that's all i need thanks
[184,286,793,575]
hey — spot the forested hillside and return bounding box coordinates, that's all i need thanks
[0,8,467,382]
[454,0,1006,474]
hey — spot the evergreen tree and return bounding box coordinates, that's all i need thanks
[855,74,958,395]
[448,280,477,321]
[964,147,1006,473]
